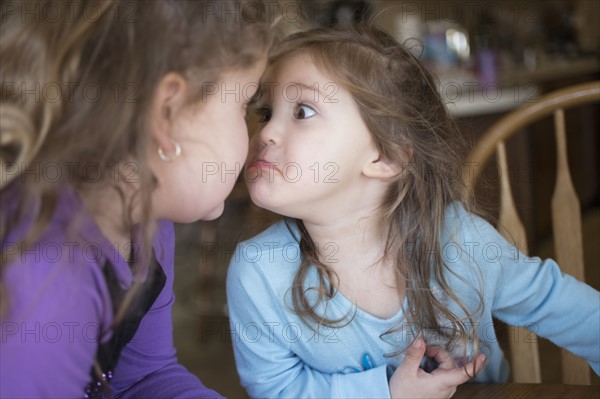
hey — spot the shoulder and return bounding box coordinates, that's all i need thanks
[439,202,532,302]
[3,226,114,339]
[232,219,300,267]
[438,203,501,295]
[1,226,113,397]
[440,202,502,252]
[227,219,301,299]
[236,218,298,253]
[2,189,115,340]
[4,212,111,284]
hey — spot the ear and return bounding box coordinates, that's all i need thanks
[363,145,412,180]
[362,154,402,179]
[149,72,188,151]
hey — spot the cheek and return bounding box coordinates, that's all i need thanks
[238,124,250,154]
[247,132,261,159]
[231,116,250,154]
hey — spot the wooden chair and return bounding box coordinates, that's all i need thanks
[462,81,600,385]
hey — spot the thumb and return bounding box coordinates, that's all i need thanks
[400,339,426,372]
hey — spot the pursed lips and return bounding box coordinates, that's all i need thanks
[246,159,282,174]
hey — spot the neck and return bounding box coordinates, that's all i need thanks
[302,202,389,271]
[79,177,142,263]
[302,200,406,318]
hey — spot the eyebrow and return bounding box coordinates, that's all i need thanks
[257,81,328,102]
[293,82,326,98]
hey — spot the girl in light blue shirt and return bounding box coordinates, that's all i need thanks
[227,27,599,399]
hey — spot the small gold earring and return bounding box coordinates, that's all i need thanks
[157,141,182,162]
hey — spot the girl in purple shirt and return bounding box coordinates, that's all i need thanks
[0,1,271,397]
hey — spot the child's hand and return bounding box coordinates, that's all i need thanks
[388,339,486,399]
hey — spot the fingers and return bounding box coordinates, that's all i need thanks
[399,339,427,374]
[456,353,487,378]
[425,346,456,370]
[431,366,472,387]
[471,353,487,376]
[431,353,487,387]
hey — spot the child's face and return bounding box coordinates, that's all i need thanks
[246,53,382,222]
[152,60,266,222]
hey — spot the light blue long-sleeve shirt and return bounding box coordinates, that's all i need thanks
[226,204,600,398]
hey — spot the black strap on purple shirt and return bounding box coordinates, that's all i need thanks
[84,253,166,399]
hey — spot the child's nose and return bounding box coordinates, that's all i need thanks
[257,118,282,147]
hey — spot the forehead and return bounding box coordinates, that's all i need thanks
[260,52,336,97]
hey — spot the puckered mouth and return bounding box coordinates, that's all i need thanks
[246,159,282,175]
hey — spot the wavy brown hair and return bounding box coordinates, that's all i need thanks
[0,0,272,318]
[271,27,483,366]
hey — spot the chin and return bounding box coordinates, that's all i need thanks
[247,185,274,208]
[168,203,225,223]
[247,193,270,212]
[202,203,226,221]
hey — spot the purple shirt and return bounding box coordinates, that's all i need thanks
[0,187,222,398]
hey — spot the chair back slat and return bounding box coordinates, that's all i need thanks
[462,81,600,385]
[550,108,590,385]
[496,142,542,383]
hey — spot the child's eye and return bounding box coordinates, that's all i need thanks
[294,104,316,120]
[255,106,272,123]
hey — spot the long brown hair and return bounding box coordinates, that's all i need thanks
[0,0,272,318]
[272,27,483,364]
